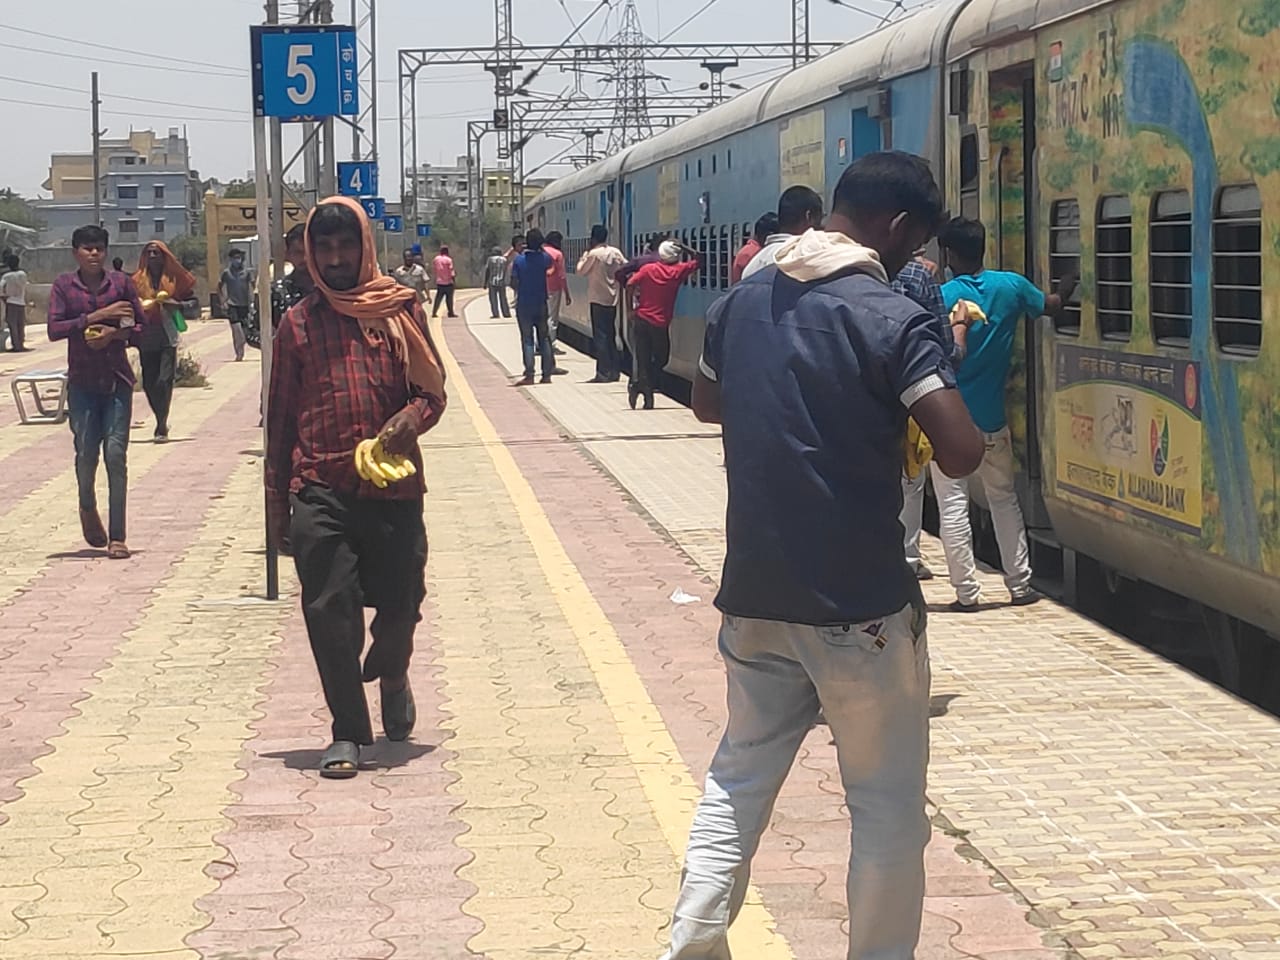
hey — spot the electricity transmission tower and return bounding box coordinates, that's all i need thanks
[608,0,654,153]
[349,0,378,163]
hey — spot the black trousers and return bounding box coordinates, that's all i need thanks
[433,284,456,317]
[631,319,670,399]
[590,303,620,381]
[5,303,25,351]
[139,346,176,435]
[488,285,511,318]
[290,485,428,745]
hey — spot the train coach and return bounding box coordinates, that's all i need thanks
[530,0,1280,697]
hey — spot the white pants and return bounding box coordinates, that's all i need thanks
[547,290,563,344]
[663,605,931,960]
[900,471,927,572]
[929,427,1032,605]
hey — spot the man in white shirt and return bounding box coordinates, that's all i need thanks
[741,186,825,280]
[576,225,627,382]
[392,248,429,304]
[0,253,30,352]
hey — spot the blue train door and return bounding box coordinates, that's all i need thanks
[851,108,881,159]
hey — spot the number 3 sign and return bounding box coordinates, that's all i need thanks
[252,25,359,121]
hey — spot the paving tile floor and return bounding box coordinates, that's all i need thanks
[0,296,1079,959]
[467,298,1280,960]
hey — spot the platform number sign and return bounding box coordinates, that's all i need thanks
[417,224,432,238]
[383,216,404,233]
[252,25,358,121]
[338,161,378,198]
[359,197,386,221]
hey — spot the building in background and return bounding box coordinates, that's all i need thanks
[33,128,200,244]
[410,157,471,219]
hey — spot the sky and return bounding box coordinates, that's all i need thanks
[0,0,901,200]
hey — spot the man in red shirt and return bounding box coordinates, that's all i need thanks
[431,245,457,319]
[625,239,700,409]
[266,197,448,779]
[730,213,777,285]
[543,230,572,368]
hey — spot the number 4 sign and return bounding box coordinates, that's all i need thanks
[252,25,358,120]
[338,161,379,198]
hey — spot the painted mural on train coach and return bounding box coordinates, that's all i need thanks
[1034,0,1280,577]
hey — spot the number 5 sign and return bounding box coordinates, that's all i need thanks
[252,25,358,120]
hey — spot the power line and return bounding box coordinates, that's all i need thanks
[0,24,241,75]
[0,95,249,125]
[659,0,723,41]
[514,0,613,95]
[0,74,244,116]
[0,41,243,79]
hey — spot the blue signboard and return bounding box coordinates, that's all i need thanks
[252,25,358,121]
[338,161,378,198]
[359,197,386,220]
[417,224,432,238]
[383,215,404,233]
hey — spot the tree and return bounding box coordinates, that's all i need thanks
[223,180,256,199]
[167,234,207,274]
[0,188,42,230]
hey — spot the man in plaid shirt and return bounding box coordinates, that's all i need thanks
[892,255,960,581]
[266,198,447,779]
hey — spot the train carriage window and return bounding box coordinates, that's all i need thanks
[1049,199,1082,335]
[1150,190,1192,348]
[959,132,980,221]
[1095,195,1133,341]
[727,150,732,170]
[720,226,731,289]
[699,227,709,289]
[1213,183,1263,357]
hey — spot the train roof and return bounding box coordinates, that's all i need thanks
[948,0,1104,62]
[531,0,963,209]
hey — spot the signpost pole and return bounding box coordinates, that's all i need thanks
[258,0,280,602]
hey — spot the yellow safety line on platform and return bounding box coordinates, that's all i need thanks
[432,314,795,960]
[0,458,289,957]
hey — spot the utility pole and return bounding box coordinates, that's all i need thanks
[258,0,281,601]
[91,72,101,226]
[792,0,811,68]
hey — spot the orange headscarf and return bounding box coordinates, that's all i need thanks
[305,196,447,402]
[133,241,197,318]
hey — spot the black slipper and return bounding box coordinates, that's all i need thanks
[382,679,416,742]
[319,740,360,779]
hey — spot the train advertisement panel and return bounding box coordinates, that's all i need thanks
[657,163,680,228]
[1054,346,1203,535]
[779,109,825,194]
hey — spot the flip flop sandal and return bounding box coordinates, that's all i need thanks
[381,681,416,743]
[319,740,360,779]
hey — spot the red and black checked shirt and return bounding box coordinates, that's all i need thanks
[265,294,445,504]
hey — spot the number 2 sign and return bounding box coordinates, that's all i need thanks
[252,25,358,121]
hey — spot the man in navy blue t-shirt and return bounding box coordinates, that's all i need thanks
[509,228,555,384]
[658,153,984,960]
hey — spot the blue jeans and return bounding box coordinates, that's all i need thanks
[589,302,620,380]
[68,381,133,542]
[516,301,553,378]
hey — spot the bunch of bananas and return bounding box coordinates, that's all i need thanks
[84,326,107,341]
[353,438,417,489]
[140,290,170,312]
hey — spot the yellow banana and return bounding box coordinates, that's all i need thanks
[353,439,373,481]
[354,437,417,486]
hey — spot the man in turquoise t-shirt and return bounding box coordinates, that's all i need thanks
[933,217,1075,611]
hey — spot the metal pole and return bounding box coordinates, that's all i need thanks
[319,0,336,196]
[261,0,280,601]
[91,71,101,226]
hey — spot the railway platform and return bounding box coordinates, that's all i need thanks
[0,292,1275,960]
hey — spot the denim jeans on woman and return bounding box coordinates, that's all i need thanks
[68,381,132,542]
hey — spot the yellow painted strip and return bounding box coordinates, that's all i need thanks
[0,459,291,957]
[431,315,794,960]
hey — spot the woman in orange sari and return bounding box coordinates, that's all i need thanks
[133,242,197,441]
